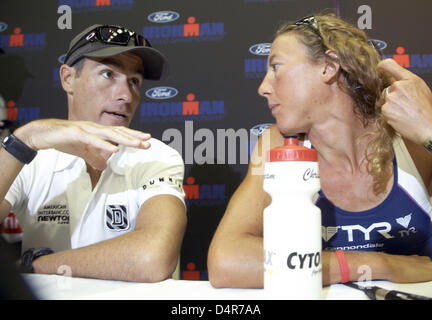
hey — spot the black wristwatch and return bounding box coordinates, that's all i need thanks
[423,136,432,154]
[2,134,37,164]
[20,248,54,273]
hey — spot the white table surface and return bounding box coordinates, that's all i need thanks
[21,273,432,300]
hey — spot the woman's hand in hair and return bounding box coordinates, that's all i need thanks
[378,58,432,145]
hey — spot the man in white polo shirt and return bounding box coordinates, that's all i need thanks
[0,25,187,282]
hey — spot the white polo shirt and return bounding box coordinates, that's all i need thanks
[5,138,185,253]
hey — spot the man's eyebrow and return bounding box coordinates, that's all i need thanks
[96,58,144,77]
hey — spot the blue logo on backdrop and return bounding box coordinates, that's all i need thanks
[184,176,226,207]
[58,0,134,12]
[141,92,224,123]
[249,43,271,56]
[145,87,179,100]
[0,22,8,32]
[245,42,269,79]
[148,11,180,23]
[382,44,432,75]
[143,14,225,44]
[370,39,387,50]
[58,54,66,64]
[0,26,46,52]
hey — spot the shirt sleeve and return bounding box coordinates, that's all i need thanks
[134,144,185,208]
[4,170,26,218]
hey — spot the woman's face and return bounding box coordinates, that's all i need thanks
[258,33,328,135]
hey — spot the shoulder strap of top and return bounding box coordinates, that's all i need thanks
[393,135,428,191]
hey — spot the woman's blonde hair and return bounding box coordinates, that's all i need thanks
[276,13,395,195]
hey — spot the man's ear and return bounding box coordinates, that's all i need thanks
[59,64,75,95]
[321,50,341,84]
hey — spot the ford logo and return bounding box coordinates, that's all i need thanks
[249,43,272,56]
[0,22,8,32]
[58,53,66,64]
[370,39,387,51]
[250,123,273,136]
[145,87,179,100]
[148,11,180,23]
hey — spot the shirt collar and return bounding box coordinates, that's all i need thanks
[54,150,80,172]
[108,145,126,175]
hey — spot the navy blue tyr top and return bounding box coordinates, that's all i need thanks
[319,157,432,258]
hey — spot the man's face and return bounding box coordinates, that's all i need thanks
[67,52,144,127]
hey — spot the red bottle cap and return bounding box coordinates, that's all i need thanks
[267,136,317,162]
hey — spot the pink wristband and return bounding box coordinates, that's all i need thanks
[335,249,350,283]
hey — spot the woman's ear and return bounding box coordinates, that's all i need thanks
[59,64,75,95]
[321,50,341,84]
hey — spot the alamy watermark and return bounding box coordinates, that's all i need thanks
[56,264,72,290]
[57,5,72,30]
[161,121,273,172]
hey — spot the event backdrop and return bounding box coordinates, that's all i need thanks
[1,0,432,280]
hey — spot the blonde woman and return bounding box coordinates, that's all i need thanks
[208,13,432,288]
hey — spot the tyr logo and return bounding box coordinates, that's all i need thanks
[341,222,394,242]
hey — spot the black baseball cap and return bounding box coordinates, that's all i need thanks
[64,24,167,80]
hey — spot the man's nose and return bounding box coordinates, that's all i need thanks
[116,78,134,103]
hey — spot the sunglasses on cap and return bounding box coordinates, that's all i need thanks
[64,25,152,65]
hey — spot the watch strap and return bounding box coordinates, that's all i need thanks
[1,134,37,164]
[423,135,432,154]
[20,248,54,273]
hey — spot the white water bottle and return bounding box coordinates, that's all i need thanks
[263,135,322,299]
